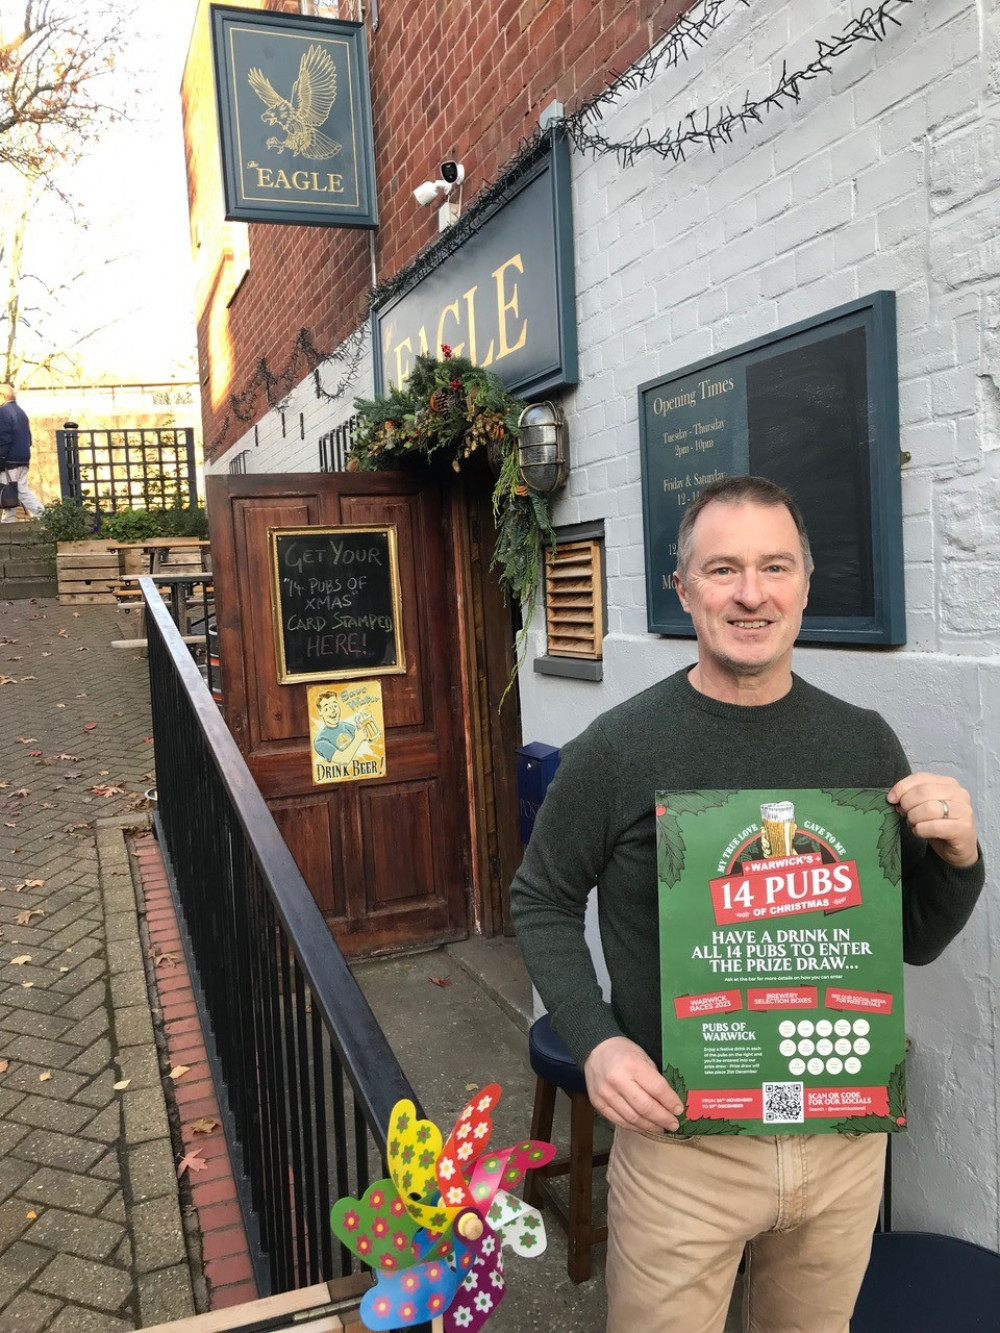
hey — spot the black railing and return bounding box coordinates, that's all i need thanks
[143,581,424,1318]
[57,426,198,514]
[318,416,357,473]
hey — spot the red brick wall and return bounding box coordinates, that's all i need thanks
[184,0,694,457]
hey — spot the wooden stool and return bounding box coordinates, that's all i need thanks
[523,1013,609,1282]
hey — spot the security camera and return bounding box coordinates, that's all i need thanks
[440,161,464,187]
[413,180,441,207]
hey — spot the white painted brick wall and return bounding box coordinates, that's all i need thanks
[524,0,1000,1250]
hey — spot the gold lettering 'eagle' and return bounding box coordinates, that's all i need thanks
[248,45,341,160]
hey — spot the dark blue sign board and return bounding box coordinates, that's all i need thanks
[373,134,577,399]
[639,291,905,645]
[210,5,378,229]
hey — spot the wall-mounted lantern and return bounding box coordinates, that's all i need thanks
[516,402,568,495]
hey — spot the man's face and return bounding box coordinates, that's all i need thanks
[673,501,810,693]
[318,695,341,726]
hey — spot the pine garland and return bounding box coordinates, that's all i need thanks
[350,348,555,627]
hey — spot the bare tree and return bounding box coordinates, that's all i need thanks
[0,0,126,178]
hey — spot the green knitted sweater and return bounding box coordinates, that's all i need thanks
[510,669,985,1069]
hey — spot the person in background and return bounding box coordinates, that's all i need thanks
[511,475,984,1333]
[0,383,44,522]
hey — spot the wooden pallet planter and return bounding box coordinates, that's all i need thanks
[56,540,120,605]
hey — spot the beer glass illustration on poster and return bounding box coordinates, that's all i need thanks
[657,790,906,1135]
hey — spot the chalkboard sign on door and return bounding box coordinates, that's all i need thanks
[268,526,406,682]
[638,291,904,645]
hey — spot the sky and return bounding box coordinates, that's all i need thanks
[6,0,203,385]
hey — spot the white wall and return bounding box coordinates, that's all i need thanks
[517,0,999,1249]
[207,0,1000,1248]
[206,340,373,477]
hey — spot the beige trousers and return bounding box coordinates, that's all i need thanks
[0,465,44,520]
[606,1127,887,1333]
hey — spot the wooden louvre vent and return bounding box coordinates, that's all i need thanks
[544,539,603,659]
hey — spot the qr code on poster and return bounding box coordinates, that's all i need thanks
[763,1082,804,1123]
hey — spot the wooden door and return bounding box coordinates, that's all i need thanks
[206,471,471,955]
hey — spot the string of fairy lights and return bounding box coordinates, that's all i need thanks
[211,0,911,455]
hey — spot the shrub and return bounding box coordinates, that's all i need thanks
[100,508,162,541]
[35,498,97,544]
[157,503,210,539]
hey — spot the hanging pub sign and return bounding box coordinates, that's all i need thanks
[307,680,386,785]
[657,788,907,1136]
[638,291,905,644]
[210,5,378,229]
[373,132,577,398]
[269,526,405,683]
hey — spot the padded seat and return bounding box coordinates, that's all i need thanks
[852,1230,1000,1332]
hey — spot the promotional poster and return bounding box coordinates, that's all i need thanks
[307,680,386,785]
[657,789,906,1135]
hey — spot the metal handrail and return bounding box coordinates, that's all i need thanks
[142,579,423,1311]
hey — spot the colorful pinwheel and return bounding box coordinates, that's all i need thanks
[330,1084,554,1331]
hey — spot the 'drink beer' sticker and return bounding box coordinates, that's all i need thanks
[656,789,906,1136]
[308,679,386,785]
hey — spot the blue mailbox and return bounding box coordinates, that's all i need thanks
[516,742,561,844]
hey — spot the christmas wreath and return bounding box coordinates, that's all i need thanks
[349,347,555,625]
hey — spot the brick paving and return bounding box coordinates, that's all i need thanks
[131,833,257,1313]
[0,599,195,1331]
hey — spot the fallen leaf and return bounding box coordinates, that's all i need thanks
[10,955,31,965]
[83,722,97,732]
[39,1072,52,1082]
[19,676,36,681]
[0,1059,9,1074]
[153,950,180,968]
[21,981,33,988]
[0,676,17,685]
[169,1065,191,1081]
[25,1210,36,1220]
[54,703,66,709]
[429,976,453,988]
[57,754,80,761]
[12,788,29,797]
[57,629,68,637]
[189,1116,220,1136]
[90,785,124,798]
[41,652,51,658]
[15,737,36,744]
[176,1148,207,1177]
[465,1082,479,1092]
[27,751,41,757]
[72,612,80,618]
[113,1079,131,1091]
[144,737,154,744]
[15,909,44,925]
[59,967,69,973]
[22,879,43,888]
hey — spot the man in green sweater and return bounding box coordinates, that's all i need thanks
[510,476,984,1333]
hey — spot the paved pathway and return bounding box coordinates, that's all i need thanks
[0,599,193,1332]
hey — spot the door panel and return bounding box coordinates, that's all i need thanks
[207,471,470,955]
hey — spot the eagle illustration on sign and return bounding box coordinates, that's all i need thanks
[247,44,341,159]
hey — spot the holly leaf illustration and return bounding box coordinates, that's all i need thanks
[656,809,685,890]
[663,790,738,816]
[830,1114,902,1134]
[824,788,887,814]
[877,811,902,885]
[656,791,737,890]
[887,1060,906,1124]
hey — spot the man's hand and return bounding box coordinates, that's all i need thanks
[584,1036,684,1133]
[888,772,979,868]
